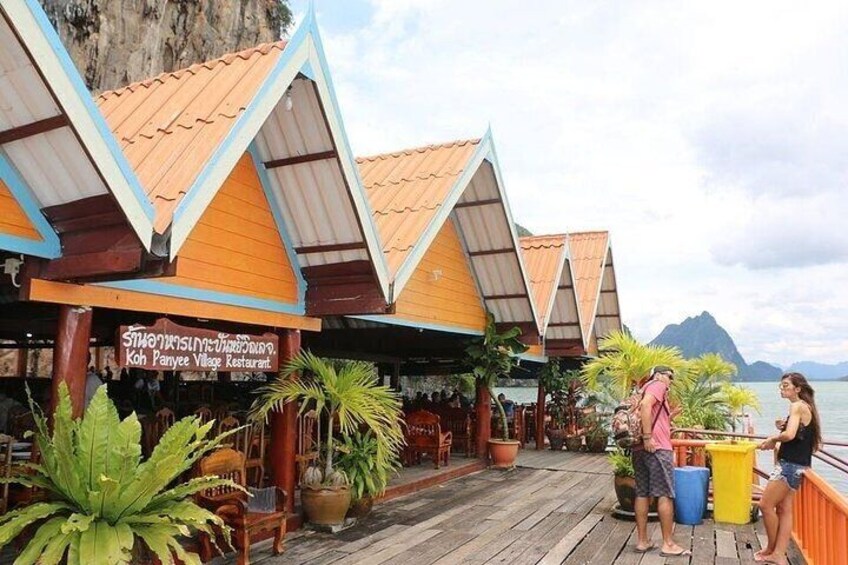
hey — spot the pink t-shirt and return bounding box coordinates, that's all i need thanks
[642,380,672,451]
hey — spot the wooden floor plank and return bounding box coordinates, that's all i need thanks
[537,511,603,564]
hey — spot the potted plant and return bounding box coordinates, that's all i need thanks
[0,384,238,563]
[608,448,657,514]
[584,412,609,453]
[251,352,404,527]
[465,313,528,468]
[543,367,585,452]
[336,429,401,519]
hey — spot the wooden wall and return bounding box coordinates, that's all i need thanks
[0,179,42,242]
[394,219,487,333]
[168,152,299,304]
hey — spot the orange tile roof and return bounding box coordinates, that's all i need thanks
[357,139,480,277]
[96,41,288,233]
[568,231,610,340]
[519,235,567,328]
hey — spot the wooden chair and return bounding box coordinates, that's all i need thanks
[403,410,452,469]
[196,448,287,565]
[217,415,241,437]
[194,406,213,425]
[243,421,266,488]
[8,409,34,441]
[432,407,473,457]
[295,411,320,482]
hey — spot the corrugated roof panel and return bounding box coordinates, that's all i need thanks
[520,235,567,331]
[357,139,479,278]
[457,159,499,203]
[569,231,609,342]
[96,41,287,232]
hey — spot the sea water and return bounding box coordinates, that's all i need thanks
[495,381,848,495]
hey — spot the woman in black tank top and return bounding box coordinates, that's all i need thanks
[754,373,822,565]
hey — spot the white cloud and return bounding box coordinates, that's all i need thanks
[298,0,848,364]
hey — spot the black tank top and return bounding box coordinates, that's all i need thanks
[777,416,814,467]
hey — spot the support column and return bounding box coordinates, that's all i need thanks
[16,348,28,377]
[51,305,92,418]
[390,361,400,391]
[535,383,546,450]
[474,379,491,460]
[269,329,301,513]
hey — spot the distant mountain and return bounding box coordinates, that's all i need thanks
[786,361,848,381]
[650,312,783,382]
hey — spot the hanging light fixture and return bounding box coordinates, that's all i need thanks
[284,87,293,111]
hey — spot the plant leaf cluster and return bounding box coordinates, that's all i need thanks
[0,384,238,565]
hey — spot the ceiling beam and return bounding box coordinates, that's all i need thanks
[453,198,502,209]
[294,241,367,255]
[595,313,620,318]
[548,322,580,327]
[599,288,618,293]
[483,293,527,300]
[468,247,514,257]
[264,150,337,169]
[0,114,69,145]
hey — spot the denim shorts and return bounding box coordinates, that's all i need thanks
[769,460,808,490]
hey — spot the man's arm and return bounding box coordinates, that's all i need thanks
[640,391,657,453]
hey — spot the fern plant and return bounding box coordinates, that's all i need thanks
[335,430,400,501]
[0,384,238,565]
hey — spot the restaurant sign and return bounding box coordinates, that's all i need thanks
[117,318,279,372]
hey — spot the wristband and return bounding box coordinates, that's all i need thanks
[642,434,652,439]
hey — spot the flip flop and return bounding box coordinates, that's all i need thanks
[634,543,656,553]
[659,548,692,557]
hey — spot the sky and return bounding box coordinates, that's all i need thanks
[289,1,848,367]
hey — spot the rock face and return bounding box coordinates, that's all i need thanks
[38,0,292,92]
[650,311,782,381]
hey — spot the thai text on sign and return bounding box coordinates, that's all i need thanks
[117,318,279,371]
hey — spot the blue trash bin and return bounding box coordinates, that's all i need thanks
[674,466,710,525]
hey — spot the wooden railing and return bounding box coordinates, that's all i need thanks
[672,428,848,565]
[793,469,848,565]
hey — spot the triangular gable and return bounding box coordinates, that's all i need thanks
[94,6,389,300]
[520,234,585,356]
[592,247,622,340]
[357,131,541,338]
[393,219,487,333]
[97,151,305,315]
[569,231,617,346]
[0,0,154,250]
[0,153,59,257]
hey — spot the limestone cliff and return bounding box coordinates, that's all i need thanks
[38,0,292,92]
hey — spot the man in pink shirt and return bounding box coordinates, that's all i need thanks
[633,366,691,557]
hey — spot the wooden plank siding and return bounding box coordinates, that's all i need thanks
[169,152,300,304]
[393,219,487,333]
[0,179,42,241]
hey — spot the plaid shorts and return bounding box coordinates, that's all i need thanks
[632,449,675,498]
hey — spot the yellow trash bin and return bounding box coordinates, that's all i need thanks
[705,441,758,524]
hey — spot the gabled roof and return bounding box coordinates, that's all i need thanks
[0,0,154,253]
[357,132,541,335]
[92,6,390,299]
[358,139,479,276]
[569,231,622,344]
[520,235,568,332]
[520,234,585,353]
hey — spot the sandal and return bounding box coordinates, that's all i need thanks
[634,543,656,553]
[660,548,692,557]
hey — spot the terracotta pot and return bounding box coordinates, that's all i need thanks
[346,496,374,519]
[301,485,351,525]
[614,475,657,513]
[488,439,520,469]
[546,428,566,451]
[564,435,583,452]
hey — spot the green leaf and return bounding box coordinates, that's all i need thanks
[0,502,71,546]
[14,516,67,565]
[77,386,116,498]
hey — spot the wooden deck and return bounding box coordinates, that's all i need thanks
[216,450,808,564]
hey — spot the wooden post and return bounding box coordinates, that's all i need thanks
[269,329,301,513]
[51,305,93,418]
[16,348,28,377]
[536,382,546,450]
[390,361,400,391]
[475,379,491,461]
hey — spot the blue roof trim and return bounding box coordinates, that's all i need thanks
[22,0,155,222]
[0,151,60,258]
[299,59,316,81]
[350,315,484,337]
[247,141,307,308]
[96,278,305,316]
[171,11,311,228]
